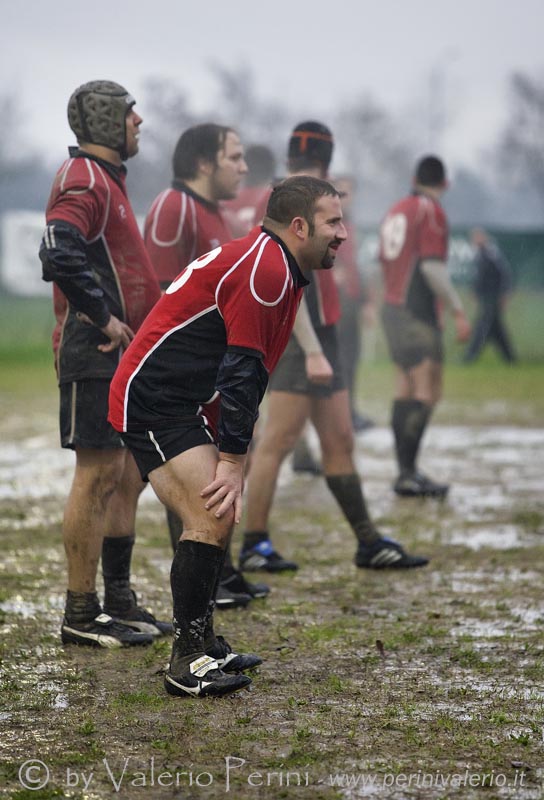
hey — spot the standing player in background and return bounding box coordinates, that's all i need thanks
[463,228,517,364]
[222,144,277,237]
[379,155,471,498]
[239,122,429,574]
[109,176,347,697]
[144,123,267,608]
[39,81,171,648]
[225,141,320,474]
[333,175,376,433]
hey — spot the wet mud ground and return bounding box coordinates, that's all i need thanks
[1,385,543,799]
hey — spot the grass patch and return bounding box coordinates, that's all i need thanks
[2,295,544,799]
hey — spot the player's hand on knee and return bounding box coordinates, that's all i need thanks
[201,455,245,523]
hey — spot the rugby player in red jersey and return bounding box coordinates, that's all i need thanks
[40,81,171,648]
[108,176,347,696]
[379,155,471,497]
[145,124,244,291]
[144,124,269,607]
[239,122,429,575]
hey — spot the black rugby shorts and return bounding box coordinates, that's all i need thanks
[60,380,125,450]
[120,420,216,481]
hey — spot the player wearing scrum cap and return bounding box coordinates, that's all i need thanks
[39,80,170,649]
[239,122,429,573]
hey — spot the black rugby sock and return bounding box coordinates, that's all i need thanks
[220,543,235,578]
[204,544,232,648]
[170,539,224,660]
[392,400,431,475]
[65,590,102,624]
[102,535,135,613]
[242,530,269,550]
[325,474,379,546]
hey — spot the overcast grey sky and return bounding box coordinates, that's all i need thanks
[3,0,543,170]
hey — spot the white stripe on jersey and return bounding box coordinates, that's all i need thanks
[58,157,110,241]
[150,189,187,246]
[61,156,96,195]
[188,196,198,264]
[249,237,290,307]
[214,231,268,312]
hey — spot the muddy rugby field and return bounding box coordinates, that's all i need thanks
[1,358,543,800]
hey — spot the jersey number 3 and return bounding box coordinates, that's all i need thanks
[166,246,222,294]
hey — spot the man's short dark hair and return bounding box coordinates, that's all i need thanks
[264,175,339,235]
[287,121,334,175]
[415,155,446,187]
[172,123,235,180]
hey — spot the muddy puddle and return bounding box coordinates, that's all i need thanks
[2,409,544,799]
[2,418,542,542]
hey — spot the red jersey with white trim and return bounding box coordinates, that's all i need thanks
[144,182,232,288]
[42,150,160,382]
[108,226,307,433]
[379,192,449,325]
[250,183,340,328]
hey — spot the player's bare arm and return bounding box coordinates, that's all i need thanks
[292,296,333,384]
[420,258,471,342]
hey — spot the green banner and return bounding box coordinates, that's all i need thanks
[360,228,544,287]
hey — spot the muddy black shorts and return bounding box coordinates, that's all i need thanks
[120,419,216,481]
[268,325,346,397]
[381,304,443,369]
[60,379,125,450]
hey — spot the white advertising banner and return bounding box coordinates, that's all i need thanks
[1,211,49,297]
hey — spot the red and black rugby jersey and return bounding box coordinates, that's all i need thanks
[41,150,160,382]
[379,192,449,324]
[108,226,308,434]
[247,183,340,328]
[144,182,232,289]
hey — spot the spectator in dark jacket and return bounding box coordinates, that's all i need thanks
[463,228,517,363]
